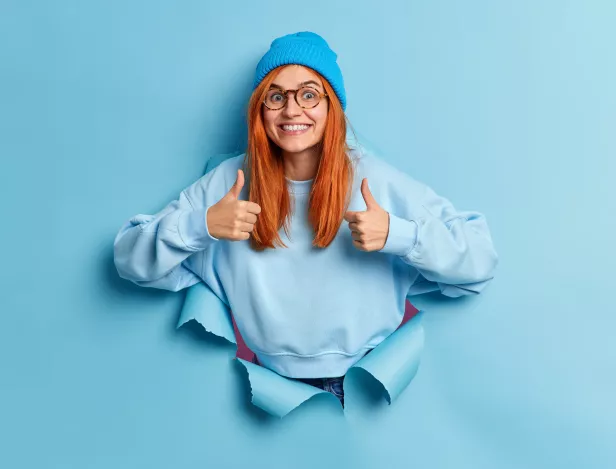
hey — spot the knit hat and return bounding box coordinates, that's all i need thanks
[253,31,347,111]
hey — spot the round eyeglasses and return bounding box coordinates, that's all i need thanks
[263,86,328,110]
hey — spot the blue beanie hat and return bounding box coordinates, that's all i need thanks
[253,31,347,111]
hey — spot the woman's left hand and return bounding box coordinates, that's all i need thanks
[344,178,390,252]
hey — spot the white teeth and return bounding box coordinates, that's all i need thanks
[282,124,310,131]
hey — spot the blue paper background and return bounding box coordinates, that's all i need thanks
[2,1,615,468]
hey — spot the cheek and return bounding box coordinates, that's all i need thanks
[306,108,328,133]
[262,111,278,138]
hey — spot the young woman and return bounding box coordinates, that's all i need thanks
[114,32,499,407]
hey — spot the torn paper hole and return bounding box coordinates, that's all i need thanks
[177,281,424,418]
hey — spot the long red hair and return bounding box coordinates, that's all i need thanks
[242,66,355,251]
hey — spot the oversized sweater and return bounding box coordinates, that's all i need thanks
[114,148,498,378]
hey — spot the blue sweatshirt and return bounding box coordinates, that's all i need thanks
[114,148,498,378]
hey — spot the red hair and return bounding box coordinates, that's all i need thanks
[242,66,355,251]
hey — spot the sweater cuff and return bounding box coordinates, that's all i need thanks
[379,213,418,257]
[177,206,219,250]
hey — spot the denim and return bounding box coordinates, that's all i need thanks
[298,376,345,407]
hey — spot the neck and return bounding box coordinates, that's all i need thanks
[282,145,321,181]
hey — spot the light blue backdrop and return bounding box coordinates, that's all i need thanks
[2,1,615,468]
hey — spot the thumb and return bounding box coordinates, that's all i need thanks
[361,178,378,210]
[227,169,244,199]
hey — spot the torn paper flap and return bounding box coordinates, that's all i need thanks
[177,281,425,418]
[236,358,337,418]
[347,311,424,404]
[177,282,236,345]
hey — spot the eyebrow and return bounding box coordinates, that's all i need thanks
[270,80,323,90]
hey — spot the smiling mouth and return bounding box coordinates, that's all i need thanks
[278,124,312,135]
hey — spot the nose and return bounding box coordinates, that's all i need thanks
[282,92,302,117]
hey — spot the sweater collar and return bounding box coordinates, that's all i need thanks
[285,177,313,195]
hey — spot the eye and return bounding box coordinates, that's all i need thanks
[270,93,283,102]
[302,90,316,100]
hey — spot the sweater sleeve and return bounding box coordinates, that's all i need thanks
[113,168,221,292]
[379,183,499,298]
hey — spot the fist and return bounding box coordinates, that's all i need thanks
[206,169,261,241]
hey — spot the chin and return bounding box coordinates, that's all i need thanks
[273,133,322,153]
[277,141,314,154]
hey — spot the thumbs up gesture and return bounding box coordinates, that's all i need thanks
[206,169,261,241]
[343,178,390,252]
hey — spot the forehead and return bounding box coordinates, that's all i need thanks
[273,65,323,88]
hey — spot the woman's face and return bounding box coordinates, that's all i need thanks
[262,65,329,154]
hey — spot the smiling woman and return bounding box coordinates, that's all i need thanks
[113,31,499,409]
[246,60,351,251]
[262,71,329,155]
[264,73,327,152]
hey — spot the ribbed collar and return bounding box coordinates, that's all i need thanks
[285,177,313,195]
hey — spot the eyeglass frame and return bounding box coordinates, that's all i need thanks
[262,86,329,110]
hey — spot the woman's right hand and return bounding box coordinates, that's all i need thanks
[206,169,261,241]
